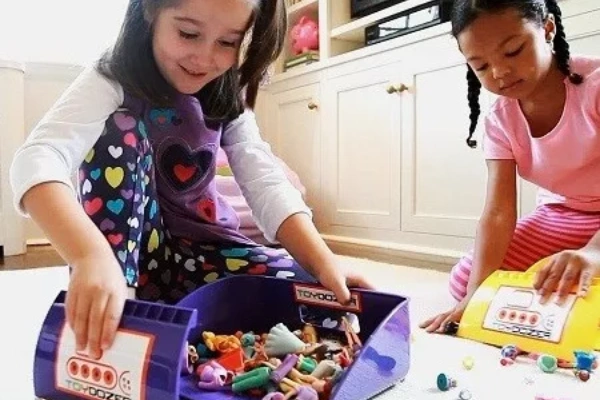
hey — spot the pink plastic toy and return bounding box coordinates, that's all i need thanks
[197,361,231,390]
[534,396,573,400]
[290,16,319,55]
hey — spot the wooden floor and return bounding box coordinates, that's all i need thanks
[0,245,65,271]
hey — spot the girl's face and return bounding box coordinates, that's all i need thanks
[457,8,556,100]
[152,0,254,95]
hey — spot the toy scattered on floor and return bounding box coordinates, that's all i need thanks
[436,373,457,391]
[523,376,535,385]
[443,321,460,335]
[462,356,475,370]
[457,257,600,361]
[184,317,361,399]
[534,396,574,400]
[435,374,473,398]
[499,344,597,381]
[458,389,472,400]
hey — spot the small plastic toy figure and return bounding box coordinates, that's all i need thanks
[436,373,457,391]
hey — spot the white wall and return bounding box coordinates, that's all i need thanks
[23,64,83,244]
[0,63,26,255]
[0,0,128,65]
[0,0,129,245]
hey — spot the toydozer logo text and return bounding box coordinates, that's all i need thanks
[294,285,362,312]
[64,380,131,400]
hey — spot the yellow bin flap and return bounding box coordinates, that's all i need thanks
[458,260,600,361]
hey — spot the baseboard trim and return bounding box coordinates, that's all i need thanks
[322,234,459,273]
[24,236,459,272]
[27,238,51,246]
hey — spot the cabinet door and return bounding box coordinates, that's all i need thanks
[269,84,322,222]
[254,88,272,143]
[401,59,490,238]
[322,63,403,230]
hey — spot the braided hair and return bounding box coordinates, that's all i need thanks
[466,65,481,148]
[545,0,583,85]
[450,0,583,148]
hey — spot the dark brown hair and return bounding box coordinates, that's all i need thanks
[97,0,286,122]
[451,0,583,148]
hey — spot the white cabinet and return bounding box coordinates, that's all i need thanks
[401,50,490,238]
[254,88,271,143]
[322,63,403,230]
[258,1,600,265]
[267,78,323,225]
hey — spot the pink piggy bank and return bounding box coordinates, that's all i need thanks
[290,16,319,55]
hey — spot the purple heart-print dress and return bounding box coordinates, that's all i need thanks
[78,92,315,304]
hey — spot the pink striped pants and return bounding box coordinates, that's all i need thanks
[449,204,600,301]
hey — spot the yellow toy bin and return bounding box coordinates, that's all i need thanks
[458,257,600,361]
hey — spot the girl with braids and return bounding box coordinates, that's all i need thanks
[10,0,372,358]
[421,0,600,333]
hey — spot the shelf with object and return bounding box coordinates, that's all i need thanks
[287,0,319,21]
[274,0,453,78]
[275,0,324,75]
[331,0,429,39]
[330,0,452,56]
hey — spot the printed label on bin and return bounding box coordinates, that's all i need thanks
[294,284,362,312]
[482,286,575,343]
[55,322,155,400]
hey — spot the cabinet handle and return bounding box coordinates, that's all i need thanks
[307,101,318,110]
[386,84,409,94]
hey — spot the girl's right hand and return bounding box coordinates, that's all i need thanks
[64,251,128,359]
[418,294,472,334]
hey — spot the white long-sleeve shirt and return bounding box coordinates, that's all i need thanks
[10,65,310,243]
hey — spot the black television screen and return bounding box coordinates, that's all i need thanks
[351,0,407,18]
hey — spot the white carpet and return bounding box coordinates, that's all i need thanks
[0,256,597,399]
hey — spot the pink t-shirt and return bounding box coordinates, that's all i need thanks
[483,55,600,212]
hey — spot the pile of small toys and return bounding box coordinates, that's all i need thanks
[499,344,597,382]
[183,317,362,399]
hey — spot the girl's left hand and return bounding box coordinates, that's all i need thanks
[316,263,376,305]
[533,248,600,305]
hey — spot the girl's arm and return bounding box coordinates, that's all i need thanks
[467,159,518,295]
[10,65,128,358]
[275,212,335,279]
[275,209,374,303]
[10,65,123,216]
[221,109,312,244]
[22,182,116,266]
[11,64,123,260]
[222,110,373,302]
[22,181,128,360]
[584,230,600,250]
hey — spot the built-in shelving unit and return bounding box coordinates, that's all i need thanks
[275,0,444,77]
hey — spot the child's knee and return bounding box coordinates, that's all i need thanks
[447,257,472,300]
[449,257,473,279]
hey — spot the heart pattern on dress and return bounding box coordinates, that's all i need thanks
[161,143,213,191]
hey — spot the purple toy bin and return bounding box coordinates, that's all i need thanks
[33,275,410,400]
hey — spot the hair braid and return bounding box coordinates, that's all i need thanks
[545,0,583,84]
[466,65,481,148]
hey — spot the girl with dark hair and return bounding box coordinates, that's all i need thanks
[11,0,373,358]
[421,0,600,333]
